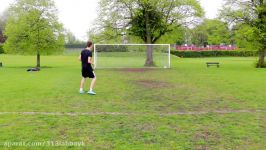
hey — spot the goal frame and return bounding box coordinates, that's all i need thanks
[93,44,171,69]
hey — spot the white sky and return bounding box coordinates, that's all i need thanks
[200,0,224,18]
[0,0,223,41]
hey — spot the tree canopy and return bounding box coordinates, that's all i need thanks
[219,0,266,67]
[4,0,64,68]
[91,0,203,66]
[191,19,231,46]
[232,23,260,50]
[0,10,9,43]
[92,0,203,44]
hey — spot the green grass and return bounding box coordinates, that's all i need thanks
[96,52,168,68]
[0,54,265,149]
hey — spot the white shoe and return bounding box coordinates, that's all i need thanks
[88,91,96,95]
[79,90,85,94]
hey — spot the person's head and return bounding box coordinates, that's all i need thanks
[86,41,93,49]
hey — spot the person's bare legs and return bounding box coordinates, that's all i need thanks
[79,78,86,93]
[88,72,96,94]
[90,77,96,90]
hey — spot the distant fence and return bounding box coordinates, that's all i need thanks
[171,50,258,58]
[176,45,237,51]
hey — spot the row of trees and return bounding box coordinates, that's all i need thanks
[90,0,265,67]
[179,18,260,51]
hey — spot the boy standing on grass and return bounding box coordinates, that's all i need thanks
[79,41,96,95]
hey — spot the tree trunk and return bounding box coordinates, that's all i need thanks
[256,0,265,68]
[257,48,265,68]
[144,11,155,67]
[145,44,154,66]
[36,51,40,69]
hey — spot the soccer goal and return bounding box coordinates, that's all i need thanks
[93,44,171,69]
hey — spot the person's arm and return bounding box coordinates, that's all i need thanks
[88,51,93,64]
[78,55,81,61]
[88,57,93,64]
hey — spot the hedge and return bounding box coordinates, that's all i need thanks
[0,44,4,54]
[171,50,258,58]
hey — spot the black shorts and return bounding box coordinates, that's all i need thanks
[82,66,95,78]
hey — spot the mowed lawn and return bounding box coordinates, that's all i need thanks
[0,54,265,149]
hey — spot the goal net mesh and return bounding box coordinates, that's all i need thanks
[94,44,170,69]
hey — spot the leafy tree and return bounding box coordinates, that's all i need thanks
[65,29,78,44]
[4,0,64,69]
[156,26,185,44]
[190,25,208,46]
[232,23,260,50]
[191,19,231,46]
[220,0,266,68]
[87,27,126,44]
[0,10,9,43]
[64,29,86,48]
[0,21,6,43]
[93,0,203,66]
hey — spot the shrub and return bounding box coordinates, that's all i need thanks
[0,44,4,54]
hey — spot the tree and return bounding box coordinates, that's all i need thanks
[191,19,231,46]
[65,29,78,44]
[156,26,185,44]
[219,0,266,68]
[94,0,203,66]
[191,26,208,46]
[0,10,9,43]
[0,20,6,43]
[232,23,260,50]
[64,29,86,48]
[4,0,64,69]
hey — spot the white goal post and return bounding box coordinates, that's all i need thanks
[93,44,171,69]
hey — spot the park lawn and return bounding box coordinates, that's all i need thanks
[0,54,265,149]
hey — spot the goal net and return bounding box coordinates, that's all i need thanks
[93,44,170,69]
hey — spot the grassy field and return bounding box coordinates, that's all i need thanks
[0,54,265,149]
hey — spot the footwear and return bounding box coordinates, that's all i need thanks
[79,90,85,94]
[88,91,96,95]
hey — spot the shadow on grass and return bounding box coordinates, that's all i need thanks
[4,66,54,69]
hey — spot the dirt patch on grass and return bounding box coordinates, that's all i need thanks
[193,129,221,150]
[136,80,172,89]
[135,123,155,132]
[116,68,156,72]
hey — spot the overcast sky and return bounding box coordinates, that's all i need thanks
[0,0,224,41]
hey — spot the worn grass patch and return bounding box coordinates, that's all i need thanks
[135,80,172,89]
[115,68,157,72]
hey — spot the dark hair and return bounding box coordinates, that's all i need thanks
[87,41,93,47]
